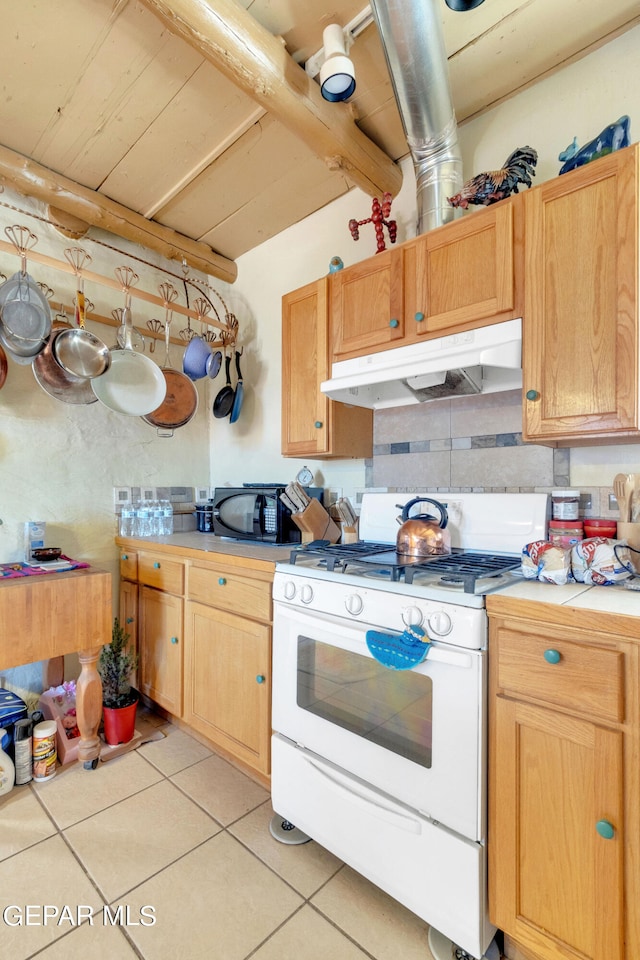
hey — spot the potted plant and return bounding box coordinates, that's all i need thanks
[99,617,139,746]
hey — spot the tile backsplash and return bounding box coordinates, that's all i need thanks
[365,390,618,519]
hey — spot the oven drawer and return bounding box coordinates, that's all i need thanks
[271,734,495,959]
[496,628,624,723]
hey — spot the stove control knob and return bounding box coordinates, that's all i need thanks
[402,605,424,628]
[345,593,364,616]
[283,580,297,601]
[427,610,453,637]
[300,584,314,604]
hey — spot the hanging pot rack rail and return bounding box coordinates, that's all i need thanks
[0,236,237,345]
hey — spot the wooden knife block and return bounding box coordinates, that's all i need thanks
[291,498,341,543]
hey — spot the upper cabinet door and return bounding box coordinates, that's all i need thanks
[406,199,520,337]
[281,277,372,459]
[282,277,331,457]
[523,145,639,444]
[330,247,404,359]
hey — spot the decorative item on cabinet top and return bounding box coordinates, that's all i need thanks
[558,115,630,175]
[447,146,538,209]
[349,193,397,253]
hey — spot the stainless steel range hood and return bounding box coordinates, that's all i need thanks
[320,318,522,409]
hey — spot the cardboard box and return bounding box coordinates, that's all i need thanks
[38,685,81,765]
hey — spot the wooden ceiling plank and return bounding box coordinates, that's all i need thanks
[139,0,402,198]
[0,142,237,283]
[99,60,266,216]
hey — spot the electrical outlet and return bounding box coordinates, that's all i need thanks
[609,493,619,510]
[196,487,210,502]
[325,487,343,507]
[113,486,131,504]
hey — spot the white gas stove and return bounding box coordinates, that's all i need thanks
[271,492,548,960]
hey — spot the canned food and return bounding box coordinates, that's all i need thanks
[32,720,57,782]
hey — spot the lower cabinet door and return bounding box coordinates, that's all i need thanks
[490,696,624,960]
[139,586,183,716]
[184,600,271,776]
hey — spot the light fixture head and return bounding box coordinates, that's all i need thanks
[444,0,486,10]
[319,23,356,102]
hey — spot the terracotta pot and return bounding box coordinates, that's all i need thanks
[102,696,138,746]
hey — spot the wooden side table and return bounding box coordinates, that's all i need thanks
[0,567,111,769]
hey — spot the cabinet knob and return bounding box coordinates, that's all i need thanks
[170,636,179,645]
[153,561,161,569]
[389,318,399,328]
[314,421,323,429]
[121,554,128,560]
[596,819,615,840]
[544,649,561,664]
[415,312,425,322]
[526,389,540,401]
[126,617,134,624]
[256,675,265,684]
[218,577,226,586]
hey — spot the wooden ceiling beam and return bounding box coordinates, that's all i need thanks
[0,143,238,284]
[140,0,403,199]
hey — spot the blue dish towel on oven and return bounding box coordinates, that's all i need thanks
[366,624,431,670]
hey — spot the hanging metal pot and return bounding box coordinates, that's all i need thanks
[32,315,98,405]
[53,248,111,379]
[142,306,198,436]
[91,271,166,416]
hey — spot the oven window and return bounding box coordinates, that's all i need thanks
[296,636,432,768]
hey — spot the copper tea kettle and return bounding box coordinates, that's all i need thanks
[396,497,451,558]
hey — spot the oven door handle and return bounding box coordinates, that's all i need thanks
[423,647,473,669]
[303,754,422,834]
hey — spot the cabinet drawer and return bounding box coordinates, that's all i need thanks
[188,563,272,623]
[119,550,138,581]
[496,629,624,723]
[138,554,184,595]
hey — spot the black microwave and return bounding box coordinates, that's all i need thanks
[208,485,324,543]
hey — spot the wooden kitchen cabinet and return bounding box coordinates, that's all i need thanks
[183,559,272,778]
[522,144,639,445]
[118,545,184,717]
[330,198,521,362]
[138,584,183,716]
[487,597,640,960]
[404,198,520,338]
[281,276,372,459]
[116,538,277,783]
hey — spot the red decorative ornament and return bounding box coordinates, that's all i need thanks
[349,193,397,253]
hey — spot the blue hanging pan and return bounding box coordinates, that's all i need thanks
[229,349,244,424]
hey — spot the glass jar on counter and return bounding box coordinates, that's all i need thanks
[549,519,583,548]
[551,490,580,520]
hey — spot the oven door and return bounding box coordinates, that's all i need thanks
[272,602,486,842]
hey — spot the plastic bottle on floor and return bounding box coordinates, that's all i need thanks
[0,728,16,795]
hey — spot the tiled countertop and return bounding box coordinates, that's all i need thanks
[487,576,640,639]
[115,532,294,570]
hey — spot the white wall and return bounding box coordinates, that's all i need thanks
[226,23,640,494]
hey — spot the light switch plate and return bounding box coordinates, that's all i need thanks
[113,486,131,504]
[141,486,156,501]
[196,487,210,502]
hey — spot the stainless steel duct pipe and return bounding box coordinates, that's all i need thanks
[369,0,463,233]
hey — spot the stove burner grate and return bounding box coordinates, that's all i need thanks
[289,541,521,593]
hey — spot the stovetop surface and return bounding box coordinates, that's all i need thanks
[288,541,522,593]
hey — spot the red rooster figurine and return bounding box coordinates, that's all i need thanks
[448,146,538,209]
[349,193,397,253]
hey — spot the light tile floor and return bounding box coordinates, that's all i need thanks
[0,710,437,960]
